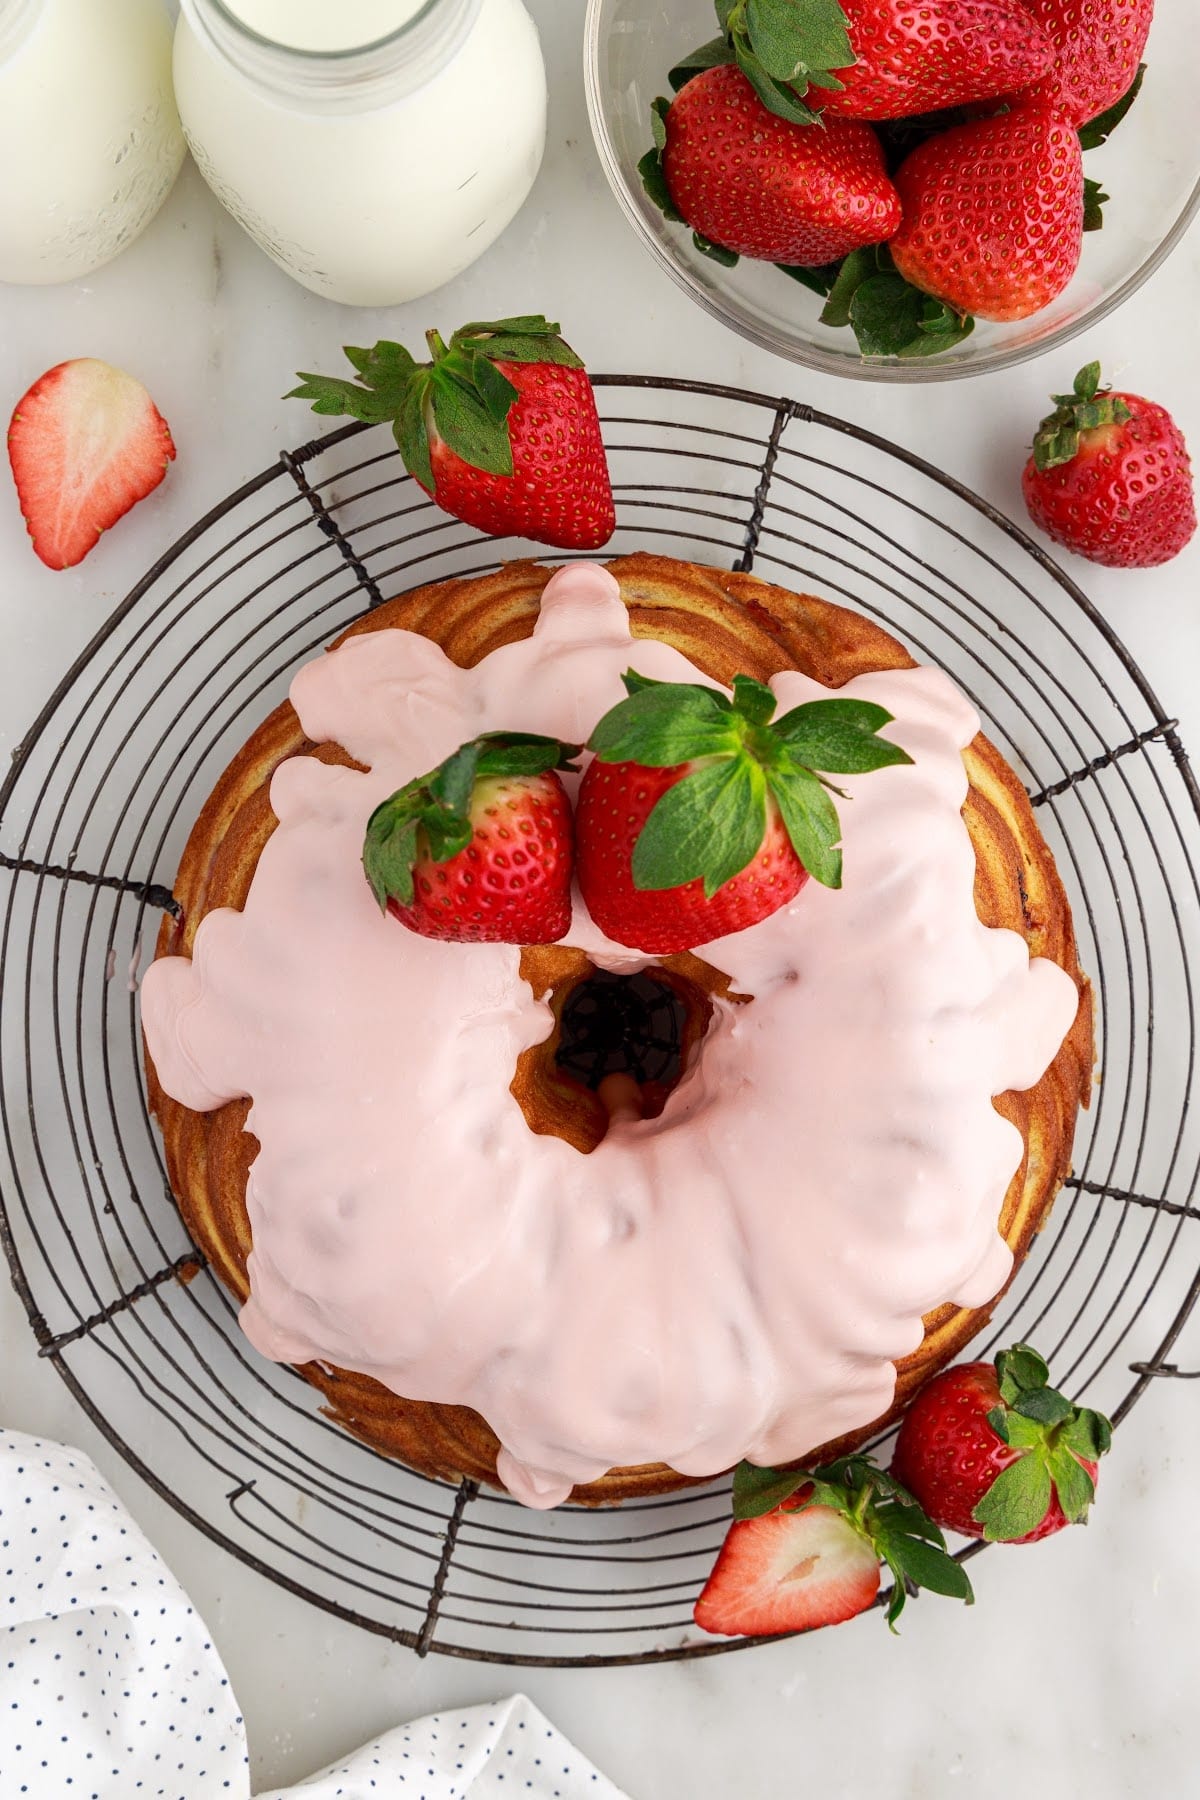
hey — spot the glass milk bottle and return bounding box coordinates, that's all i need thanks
[0,0,184,285]
[173,0,548,307]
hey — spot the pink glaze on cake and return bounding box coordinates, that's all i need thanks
[141,563,1080,1508]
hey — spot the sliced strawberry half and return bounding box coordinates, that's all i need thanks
[7,358,175,570]
[695,1455,973,1638]
[694,1501,881,1637]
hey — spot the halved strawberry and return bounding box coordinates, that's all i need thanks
[363,733,580,946]
[695,1456,973,1638]
[576,670,909,954]
[7,358,175,570]
[695,1500,881,1638]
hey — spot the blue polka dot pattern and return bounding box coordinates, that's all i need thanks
[0,1437,627,1798]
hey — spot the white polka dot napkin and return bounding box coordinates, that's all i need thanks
[253,1694,630,1798]
[0,1432,631,1799]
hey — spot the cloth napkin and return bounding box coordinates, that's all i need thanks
[0,1429,630,1799]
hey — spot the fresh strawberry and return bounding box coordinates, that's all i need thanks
[362,733,579,946]
[648,64,901,266]
[889,105,1084,321]
[695,1498,880,1637]
[576,670,909,954]
[7,358,175,571]
[819,0,1057,120]
[891,1343,1112,1543]
[695,1456,973,1637]
[289,318,615,552]
[1008,0,1154,127]
[1021,361,1196,568]
[667,1,1054,125]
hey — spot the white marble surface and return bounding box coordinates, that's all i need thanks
[2,2,1199,1794]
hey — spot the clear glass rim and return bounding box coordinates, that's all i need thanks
[203,0,445,62]
[582,0,1200,385]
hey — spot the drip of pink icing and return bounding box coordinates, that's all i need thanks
[141,563,1080,1509]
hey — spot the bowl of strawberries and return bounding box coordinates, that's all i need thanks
[584,0,1200,379]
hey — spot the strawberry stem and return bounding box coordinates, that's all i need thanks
[731,1453,974,1630]
[587,670,911,898]
[1032,362,1132,473]
[287,318,585,495]
[971,1341,1113,1540]
[362,731,580,911]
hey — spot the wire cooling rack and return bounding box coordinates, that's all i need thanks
[1,375,1198,1667]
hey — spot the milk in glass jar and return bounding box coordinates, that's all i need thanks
[0,0,184,285]
[173,0,548,306]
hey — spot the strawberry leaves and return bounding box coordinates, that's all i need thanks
[819,245,975,358]
[668,35,735,93]
[732,1455,973,1630]
[1083,176,1110,233]
[633,758,766,896]
[289,318,584,496]
[743,0,852,83]
[1032,362,1132,472]
[1075,64,1146,232]
[588,671,909,898]
[969,1342,1113,1542]
[1077,62,1145,152]
[732,1461,812,1518]
[774,696,909,771]
[363,732,579,911]
[665,0,854,127]
[720,0,852,123]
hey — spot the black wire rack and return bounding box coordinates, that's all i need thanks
[1,375,1198,1669]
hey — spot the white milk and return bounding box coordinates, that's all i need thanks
[222,0,427,53]
[0,0,184,285]
[174,0,547,306]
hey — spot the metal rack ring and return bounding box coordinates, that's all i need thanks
[1,375,1197,1666]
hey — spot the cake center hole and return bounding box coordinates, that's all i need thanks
[512,947,743,1154]
[553,970,688,1095]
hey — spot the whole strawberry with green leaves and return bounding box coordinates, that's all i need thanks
[363,732,580,946]
[891,1343,1113,1542]
[1022,362,1197,569]
[289,317,615,552]
[820,0,1057,119]
[666,0,1056,125]
[695,1455,973,1638]
[575,671,910,954]
[643,63,901,267]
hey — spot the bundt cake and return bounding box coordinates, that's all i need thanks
[141,554,1092,1507]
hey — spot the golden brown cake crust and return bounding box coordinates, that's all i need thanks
[146,554,1093,1502]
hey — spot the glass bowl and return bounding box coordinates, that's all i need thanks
[584,0,1200,381]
